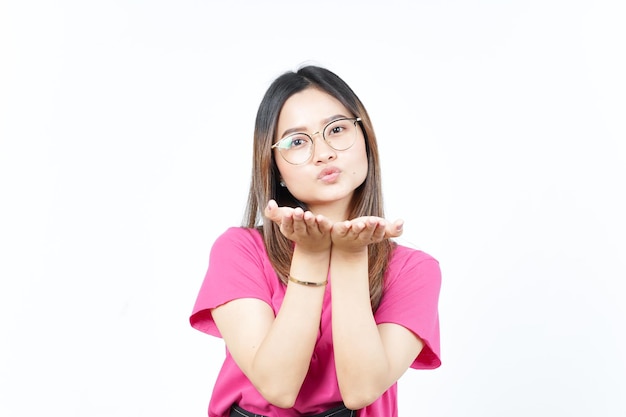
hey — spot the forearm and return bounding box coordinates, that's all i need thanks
[330,249,391,409]
[251,247,329,407]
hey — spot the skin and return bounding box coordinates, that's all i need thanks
[211,88,425,410]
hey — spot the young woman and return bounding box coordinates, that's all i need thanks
[190,65,441,417]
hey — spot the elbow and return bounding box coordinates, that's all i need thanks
[257,386,298,409]
[248,364,307,409]
[341,389,381,411]
[267,395,297,410]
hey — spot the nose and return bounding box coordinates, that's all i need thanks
[311,132,336,163]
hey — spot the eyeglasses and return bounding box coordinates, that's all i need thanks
[271,117,362,165]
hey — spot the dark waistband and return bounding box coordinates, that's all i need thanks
[230,404,354,417]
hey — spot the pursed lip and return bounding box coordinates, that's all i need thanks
[318,166,341,181]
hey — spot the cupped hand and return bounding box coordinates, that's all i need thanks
[331,216,404,253]
[264,200,333,252]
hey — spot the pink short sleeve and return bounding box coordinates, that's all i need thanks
[189,227,280,338]
[374,245,442,369]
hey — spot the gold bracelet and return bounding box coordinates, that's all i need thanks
[288,275,328,287]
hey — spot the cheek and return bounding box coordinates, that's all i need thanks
[344,153,368,190]
[275,159,298,186]
[274,154,288,177]
[351,143,369,178]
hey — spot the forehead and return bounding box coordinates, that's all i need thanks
[277,88,350,131]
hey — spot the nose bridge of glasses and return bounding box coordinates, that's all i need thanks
[303,130,328,148]
[311,131,337,160]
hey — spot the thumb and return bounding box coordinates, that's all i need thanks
[264,200,279,220]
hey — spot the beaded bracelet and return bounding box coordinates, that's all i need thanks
[288,275,328,287]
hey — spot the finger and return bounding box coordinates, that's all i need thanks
[291,207,306,233]
[317,214,333,234]
[371,219,387,241]
[304,210,319,233]
[350,220,367,238]
[346,222,367,242]
[333,220,352,238]
[280,211,295,235]
[385,219,404,238]
[359,217,384,243]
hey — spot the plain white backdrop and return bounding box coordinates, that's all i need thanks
[1,1,625,416]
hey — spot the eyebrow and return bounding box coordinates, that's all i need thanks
[279,114,349,139]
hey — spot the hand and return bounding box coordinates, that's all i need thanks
[264,200,333,252]
[331,216,404,254]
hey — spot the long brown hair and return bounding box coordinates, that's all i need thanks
[243,65,394,311]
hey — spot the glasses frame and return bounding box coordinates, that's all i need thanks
[271,117,362,165]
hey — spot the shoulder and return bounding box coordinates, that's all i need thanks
[215,226,263,244]
[206,227,271,274]
[389,242,440,271]
[211,227,265,256]
[384,242,441,290]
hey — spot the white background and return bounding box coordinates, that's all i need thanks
[1,1,625,416]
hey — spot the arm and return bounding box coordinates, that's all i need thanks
[330,217,424,410]
[211,202,333,408]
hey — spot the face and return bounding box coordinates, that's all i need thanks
[273,87,368,220]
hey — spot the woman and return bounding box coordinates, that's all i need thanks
[190,65,441,417]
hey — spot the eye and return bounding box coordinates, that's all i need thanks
[326,120,351,136]
[282,134,311,149]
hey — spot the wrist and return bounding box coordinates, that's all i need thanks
[290,245,331,283]
[293,243,331,259]
[331,245,368,261]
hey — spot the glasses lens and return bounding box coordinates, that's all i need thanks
[276,134,313,164]
[323,118,358,151]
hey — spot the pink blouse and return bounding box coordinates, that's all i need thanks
[190,227,441,417]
